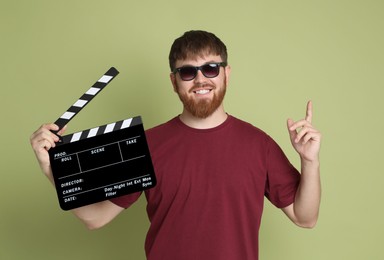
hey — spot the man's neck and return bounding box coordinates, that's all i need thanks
[179,106,228,129]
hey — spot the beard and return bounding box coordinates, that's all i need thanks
[175,82,227,119]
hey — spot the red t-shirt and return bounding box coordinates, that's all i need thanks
[111,115,300,260]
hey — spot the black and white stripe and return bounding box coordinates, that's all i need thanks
[60,116,143,144]
[54,67,119,131]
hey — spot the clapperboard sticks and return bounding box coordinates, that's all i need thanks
[60,116,144,144]
[51,67,119,141]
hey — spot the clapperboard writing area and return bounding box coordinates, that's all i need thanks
[48,67,156,210]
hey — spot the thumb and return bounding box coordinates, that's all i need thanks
[287,118,294,130]
[287,118,296,140]
[58,125,68,136]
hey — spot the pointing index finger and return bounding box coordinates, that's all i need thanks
[306,100,313,123]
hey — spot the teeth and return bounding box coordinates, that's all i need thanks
[195,89,210,94]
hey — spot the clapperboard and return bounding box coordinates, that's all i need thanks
[48,67,156,210]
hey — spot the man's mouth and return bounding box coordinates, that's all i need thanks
[193,89,212,94]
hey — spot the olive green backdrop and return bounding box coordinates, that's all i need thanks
[1,0,383,259]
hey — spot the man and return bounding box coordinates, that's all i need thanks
[30,30,321,259]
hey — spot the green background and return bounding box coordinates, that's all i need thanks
[1,0,383,259]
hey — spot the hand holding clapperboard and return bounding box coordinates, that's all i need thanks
[48,67,156,210]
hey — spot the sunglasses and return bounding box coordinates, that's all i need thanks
[173,62,227,81]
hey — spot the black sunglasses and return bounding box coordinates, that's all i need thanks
[173,62,227,81]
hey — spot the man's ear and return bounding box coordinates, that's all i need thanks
[225,65,231,86]
[170,73,178,92]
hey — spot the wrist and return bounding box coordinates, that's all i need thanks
[301,157,320,170]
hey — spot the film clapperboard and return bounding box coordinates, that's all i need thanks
[48,67,156,210]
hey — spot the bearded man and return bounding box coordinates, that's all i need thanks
[31,30,321,260]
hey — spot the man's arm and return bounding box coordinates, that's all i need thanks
[282,101,321,228]
[30,123,124,230]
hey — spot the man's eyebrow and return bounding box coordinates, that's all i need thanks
[179,61,222,67]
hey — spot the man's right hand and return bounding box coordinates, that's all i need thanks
[30,123,66,183]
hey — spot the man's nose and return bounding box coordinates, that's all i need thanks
[193,69,207,83]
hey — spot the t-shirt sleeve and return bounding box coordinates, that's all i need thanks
[109,191,142,209]
[264,138,301,208]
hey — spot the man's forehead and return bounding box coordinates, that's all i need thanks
[176,54,222,66]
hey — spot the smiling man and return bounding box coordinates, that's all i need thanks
[30,30,321,260]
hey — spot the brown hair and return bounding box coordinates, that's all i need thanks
[169,30,228,71]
